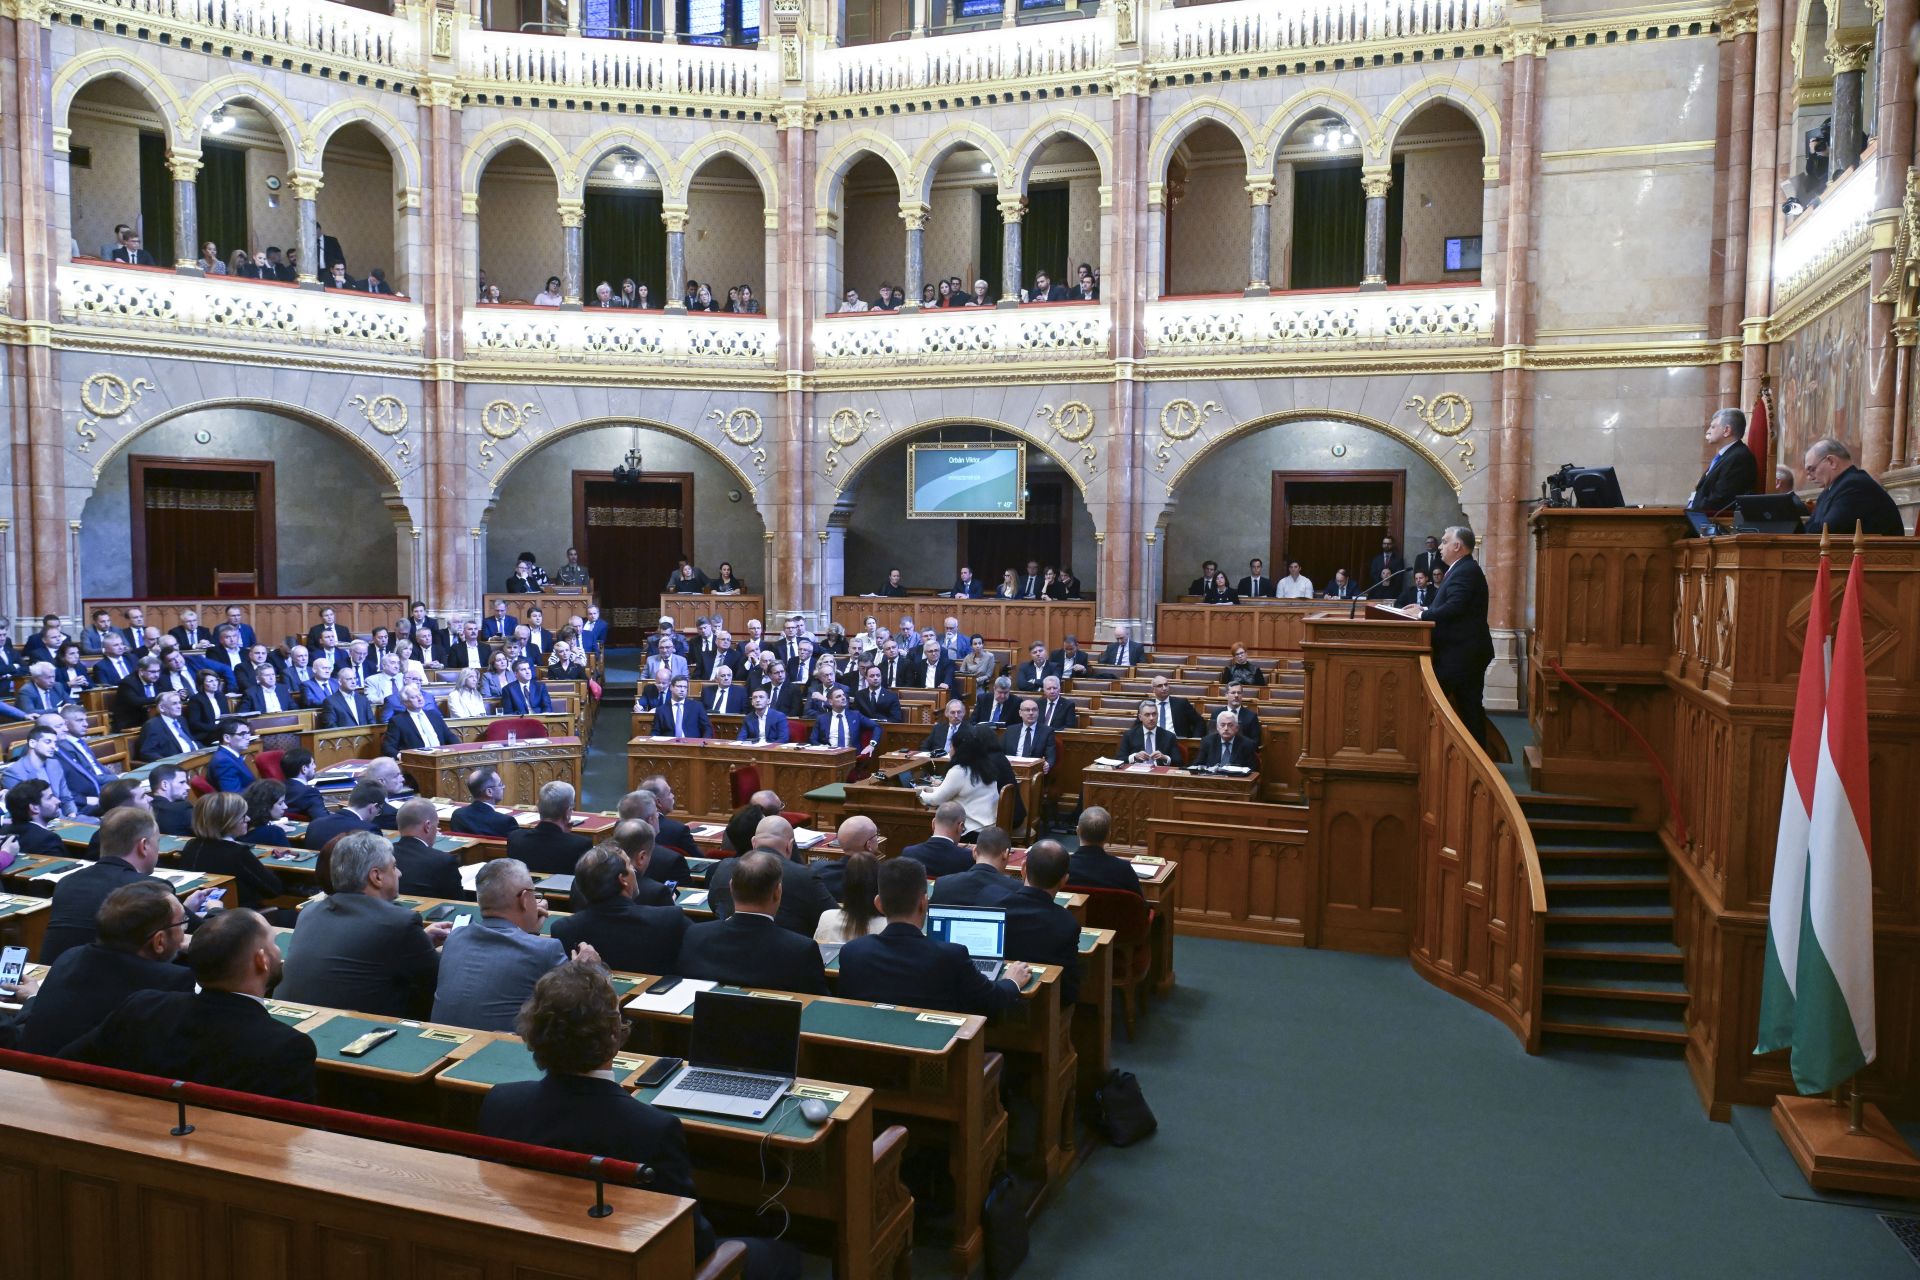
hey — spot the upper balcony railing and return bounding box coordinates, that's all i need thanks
[60,0,414,68]
[462,27,776,97]
[1144,284,1495,355]
[813,300,1111,367]
[814,14,1111,97]
[463,303,779,368]
[1151,0,1506,62]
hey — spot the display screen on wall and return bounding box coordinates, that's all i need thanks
[907,443,1027,519]
[1445,235,1483,272]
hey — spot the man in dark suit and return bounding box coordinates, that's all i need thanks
[277,830,449,1017]
[207,719,256,793]
[1027,270,1069,302]
[1118,701,1184,766]
[242,664,295,714]
[1099,625,1146,666]
[1002,840,1082,1006]
[703,668,749,716]
[1367,536,1406,586]
[1013,641,1060,693]
[853,666,903,723]
[521,608,556,663]
[1145,674,1206,738]
[1407,525,1495,744]
[552,842,689,973]
[972,676,1018,727]
[481,601,519,641]
[1034,677,1078,731]
[449,766,519,837]
[90,634,134,689]
[148,765,196,837]
[301,608,346,652]
[1017,560,1046,599]
[2,779,62,858]
[1001,699,1058,774]
[134,690,199,762]
[318,668,377,730]
[62,907,318,1103]
[392,799,463,899]
[735,688,790,746]
[904,638,956,693]
[902,802,974,878]
[1194,710,1259,768]
[17,881,195,1055]
[301,781,386,851]
[506,781,593,875]
[501,658,555,716]
[807,686,875,753]
[1805,436,1906,535]
[1413,536,1444,579]
[650,676,713,740]
[1686,408,1760,513]
[1396,569,1437,610]
[202,628,256,691]
[381,684,456,756]
[921,699,968,756]
[42,808,212,964]
[279,748,331,822]
[929,826,1020,907]
[1065,807,1145,898]
[164,610,207,651]
[705,817,836,937]
[631,776,700,867]
[1185,561,1220,597]
[676,852,829,994]
[946,566,983,598]
[1236,558,1273,600]
[112,657,164,732]
[839,857,1030,1016]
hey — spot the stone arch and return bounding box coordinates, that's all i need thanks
[52,53,190,149]
[814,132,914,218]
[1147,98,1259,188]
[1162,408,1466,498]
[909,122,1014,206]
[309,100,426,191]
[1260,88,1383,169]
[1375,77,1502,162]
[568,127,680,198]
[484,414,764,502]
[182,78,307,167]
[461,119,570,195]
[1008,113,1113,192]
[674,132,780,212]
[829,416,1096,512]
[85,397,411,499]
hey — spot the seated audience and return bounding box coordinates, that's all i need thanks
[449,765,519,837]
[276,831,447,1017]
[705,815,835,936]
[239,779,293,847]
[1065,807,1145,897]
[1003,839,1082,1005]
[1119,700,1185,766]
[676,851,829,994]
[392,798,463,899]
[930,825,1019,907]
[838,856,1030,1016]
[16,881,194,1055]
[505,780,592,875]
[917,730,1003,836]
[813,850,886,943]
[902,800,975,878]
[552,839,688,973]
[1195,708,1260,769]
[432,858,592,1032]
[302,780,385,851]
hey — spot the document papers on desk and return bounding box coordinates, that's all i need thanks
[1092,757,1125,768]
[792,827,830,850]
[628,978,714,1015]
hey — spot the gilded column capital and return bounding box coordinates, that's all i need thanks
[775,102,808,131]
[1110,67,1147,99]
[661,206,690,234]
[1360,169,1394,200]
[1245,176,1276,206]
[1827,33,1875,75]
[422,79,461,109]
[166,154,204,183]
[1719,2,1758,38]
[997,193,1028,223]
[1506,27,1548,60]
[898,201,930,231]
[289,173,324,201]
[557,200,584,229]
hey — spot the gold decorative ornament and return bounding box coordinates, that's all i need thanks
[348,393,410,436]
[1113,0,1134,44]
[1406,392,1477,471]
[75,372,153,453]
[708,407,768,477]
[824,407,880,480]
[1154,398,1221,471]
[478,399,541,470]
[1036,400,1097,465]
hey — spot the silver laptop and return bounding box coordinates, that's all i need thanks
[927,905,1007,982]
[652,990,802,1120]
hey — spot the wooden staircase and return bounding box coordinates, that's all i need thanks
[1504,778,1687,1046]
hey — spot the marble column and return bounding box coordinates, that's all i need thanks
[900,201,927,309]
[1490,31,1545,639]
[997,193,1025,307]
[169,153,202,273]
[1740,0,1784,407]
[291,174,322,287]
[559,200,584,308]
[1861,0,1915,475]
[663,206,688,310]
[1103,67,1149,635]
[1716,6,1757,404]
[1827,36,1872,172]
[773,103,816,620]
[1245,175,1274,297]
[1359,167,1391,291]
[419,77,469,614]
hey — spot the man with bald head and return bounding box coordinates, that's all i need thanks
[706,815,836,936]
[675,851,829,994]
[815,815,883,902]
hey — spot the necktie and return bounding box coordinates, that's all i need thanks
[1045,701,1056,725]
[832,713,844,748]
[168,719,189,752]
[673,702,684,737]
[417,712,437,747]
[521,682,530,706]
[142,683,153,698]
[1019,726,1031,757]
[1252,578,1262,595]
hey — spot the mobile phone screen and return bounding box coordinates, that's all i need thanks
[0,946,28,986]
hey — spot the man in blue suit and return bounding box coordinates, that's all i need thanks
[1405,525,1494,745]
[318,667,377,730]
[301,658,340,712]
[945,567,982,598]
[207,719,257,793]
[807,686,875,754]
[220,607,258,651]
[53,705,118,813]
[501,659,554,715]
[839,856,1030,1017]
[135,691,200,762]
[243,664,295,715]
[735,688,788,746]
[577,604,608,656]
[279,749,331,822]
[481,600,519,642]
[702,667,749,716]
[382,685,456,756]
[651,676,712,740]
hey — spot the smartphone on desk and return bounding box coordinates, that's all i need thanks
[634,1057,683,1089]
[339,1027,399,1057]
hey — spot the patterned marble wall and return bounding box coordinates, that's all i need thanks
[1166,155,1249,295]
[479,163,567,301]
[1400,145,1483,284]
[67,109,142,259]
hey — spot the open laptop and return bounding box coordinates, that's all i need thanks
[927,905,1007,981]
[652,990,802,1120]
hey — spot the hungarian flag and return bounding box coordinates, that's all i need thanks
[1755,550,1828,1055]
[1746,387,1771,490]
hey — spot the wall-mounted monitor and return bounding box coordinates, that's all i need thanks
[1445,235,1483,272]
[907,443,1026,520]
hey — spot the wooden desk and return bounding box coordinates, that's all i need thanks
[400,737,583,807]
[1153,599,1329,656]
[1079,763,1260,850]
[0,1068,701,1278]
[626,738,858,819]
[831,595,1095,652]
[0,893,51,960]
[483,588,596,625]
[659,593,763,635]
[624,983,1002,1274]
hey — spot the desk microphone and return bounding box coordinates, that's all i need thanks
[1350,566,1417,618]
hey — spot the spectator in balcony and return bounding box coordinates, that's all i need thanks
[694,282,716,311]
[1076,262,1098,300]
[1324,569,1357,601]
[712,562,746,594]
[264,247,294,283]
[363,268,395,296]
[920,283,937,307]
[1029,270,1067,303]
[732,284,761,315]
[199,242,226,274]
[555,546,590,587]
[1203,572,1240,605]
[968,278,993,306]
[101,223,131,259]
[683,278,703,310]
[837,288,869,314]
[318,223,345,272]
[1277,561,1314,599]
[935,279,952,307]
[944,276,965,306]
[534,277,564,307]
[724,286,741,312]
[228,249,254,278]
[620,278,641,308]
[323,262,359,291]
[634,283,655,309]
[592,282,622,308]
[872,283,900,311]
[476,268,490,302]
[285,247,302,279]
[483,284,502,304]
[994,569,1018,600]
[109,232,157,267]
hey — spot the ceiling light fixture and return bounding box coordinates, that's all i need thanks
[206,108,237,136]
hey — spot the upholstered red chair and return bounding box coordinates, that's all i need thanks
[253,749,286,781]
[725,763,812,827]
[482,717,545,742]
[1078,886,1155,1040]
[188,774,215,798]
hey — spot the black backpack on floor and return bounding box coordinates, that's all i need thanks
[1094,1069,1158,1147]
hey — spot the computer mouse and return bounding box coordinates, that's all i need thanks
[799,1098,831,1126]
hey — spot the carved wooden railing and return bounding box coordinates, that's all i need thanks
[1410,655,1546,1051]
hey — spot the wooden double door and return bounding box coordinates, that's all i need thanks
[573,471,694,648]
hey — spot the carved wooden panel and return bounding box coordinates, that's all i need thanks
[830,596,1096,653]
[1148,818,1310,944]
[1153,603,1317,657]
[81,597,409,646]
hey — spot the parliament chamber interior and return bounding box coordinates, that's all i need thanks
[3,0,1920,1274]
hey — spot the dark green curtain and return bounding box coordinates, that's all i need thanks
[1024,183,1069,291]
[1384,160,1405,286]
[584,189,666,297]
[137,132,174,266]
[1290,164,1362,290]
[196,142,248,263]
[976,188,1003,301]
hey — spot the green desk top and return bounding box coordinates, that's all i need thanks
[685,857,717,877]
[803,783,848,804]
[675,888,712,910]
[432,835,471,854]
[800,998,963,1052]
[266,1001,316,1026]
[305,1015,462,1074]
[1079,930,1098,954]
[19,858,79,879]
[636,1083,827,1138]
[0,895,47,919]
[421,903,556,936]
[163,873,208,893]
[440,1038,541,1087]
